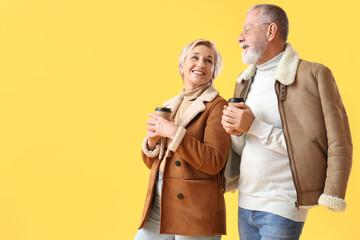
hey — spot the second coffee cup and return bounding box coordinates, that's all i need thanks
[155,107,172,120]
[228,98,245,107]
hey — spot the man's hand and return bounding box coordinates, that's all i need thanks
[221,102,255,136]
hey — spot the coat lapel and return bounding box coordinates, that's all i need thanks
[237,43,300,86]
[163,94,183,120]
[157,84,219,160]
[163,84,219,128]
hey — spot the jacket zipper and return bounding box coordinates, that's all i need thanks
[275,82,302,208]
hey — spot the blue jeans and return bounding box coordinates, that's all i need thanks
[134,172,221,240]
[238,207,304,240]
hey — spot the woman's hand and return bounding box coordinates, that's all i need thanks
[146,113,178,147]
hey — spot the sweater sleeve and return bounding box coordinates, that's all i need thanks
[247,117,288,155]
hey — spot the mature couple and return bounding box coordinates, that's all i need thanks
[134,4,352,240]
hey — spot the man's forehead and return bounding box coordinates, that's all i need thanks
[242,10,260,28]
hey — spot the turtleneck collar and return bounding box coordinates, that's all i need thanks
[256,51,285,73]
[181,82,211,101]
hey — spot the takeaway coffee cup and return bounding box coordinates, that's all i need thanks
[228,98,245,107]
[155,107,172,120]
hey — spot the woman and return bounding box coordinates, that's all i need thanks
[135,39,231,240]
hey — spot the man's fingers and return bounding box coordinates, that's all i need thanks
[225,106,245,117]
[221,121,233,134]
[234,102,249,109]
[223,109,236,119]
[223,115,235,124]
[221,119,236,133]
[223,108,243,123]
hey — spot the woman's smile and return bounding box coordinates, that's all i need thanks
[180,45,215,91]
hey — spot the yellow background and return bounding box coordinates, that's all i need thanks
[0,0,359,239]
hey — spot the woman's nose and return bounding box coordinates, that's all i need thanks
[197,60,205,68]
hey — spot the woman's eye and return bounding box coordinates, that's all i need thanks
[191,56,198,60]
[207,59,213,64]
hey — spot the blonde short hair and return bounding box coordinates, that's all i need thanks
[178,39,223,82]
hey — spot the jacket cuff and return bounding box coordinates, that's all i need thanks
[142,136,160,158]
[318,193,347,212]
[247,117,269,137]
[168,127,187,152]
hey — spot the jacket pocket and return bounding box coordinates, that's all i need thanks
[313,139,327,160]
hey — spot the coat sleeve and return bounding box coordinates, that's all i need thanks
[141,136,160,169]
[316,65,353,212]
[168,99,231,175]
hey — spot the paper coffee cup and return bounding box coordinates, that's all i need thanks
[155,107,172,120]
[228,98,245,107]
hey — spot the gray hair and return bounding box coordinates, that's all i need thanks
[178,39,223,82]
[248,4,289,43]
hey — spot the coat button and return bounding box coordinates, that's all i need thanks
[175,161,180,166]
[177,193,183,199]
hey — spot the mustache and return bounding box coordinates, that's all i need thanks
[240,42,250,49]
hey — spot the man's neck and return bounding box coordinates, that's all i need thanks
[256,42,286,65]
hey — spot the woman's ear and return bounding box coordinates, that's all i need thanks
[266,23,278,42]
[179,64,184,74]
[210,72,215,83]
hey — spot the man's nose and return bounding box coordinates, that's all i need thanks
[238,33,245,43]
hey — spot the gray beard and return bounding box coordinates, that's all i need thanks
[242,39,268,65]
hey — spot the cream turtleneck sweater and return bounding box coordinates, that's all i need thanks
[236,52,308,222]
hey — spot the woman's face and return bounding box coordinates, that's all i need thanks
[180,45,215,91]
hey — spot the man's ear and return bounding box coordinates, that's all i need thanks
[266,23,278,42]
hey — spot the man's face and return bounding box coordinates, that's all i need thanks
[238,9,269,65]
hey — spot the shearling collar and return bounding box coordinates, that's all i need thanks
[237,43,299,86]
[163,84,219,128]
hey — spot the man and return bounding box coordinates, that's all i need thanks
[221,4,352,240]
